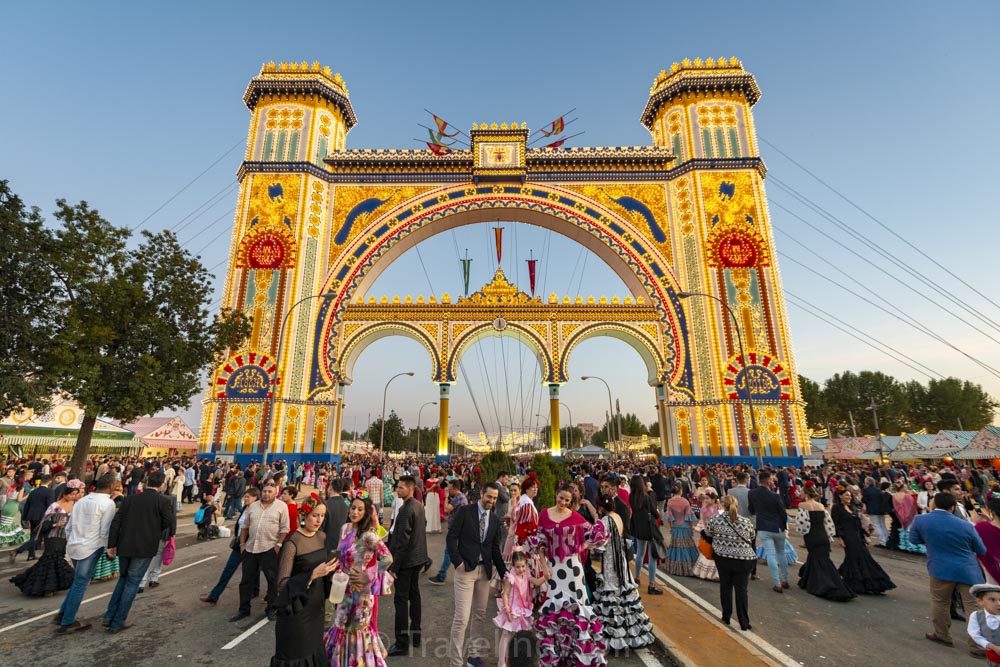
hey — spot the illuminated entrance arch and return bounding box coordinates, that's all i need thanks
[199,58,811,463]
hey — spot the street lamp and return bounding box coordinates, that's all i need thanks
[678,291,763,469]
[264,292,337,466]
[865,398,885,465]
[581,376,618,456]
[560,402,574,450]
[535,413,549,451]
[379,372,414,456]
[416,400,437,455]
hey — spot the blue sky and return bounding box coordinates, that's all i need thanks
[3,2,998,438]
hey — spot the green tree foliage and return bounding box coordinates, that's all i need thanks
[401,426,439,455]
[907,377,998,432]
[530,453,570,509]
[0,181,59,415]
[366,410,405,452]
[819,371,910,434]
[539,425,584,449]
[42,199,252,476]
[480,450,515,484]
[591,412,647,449]
[799,375,833,429]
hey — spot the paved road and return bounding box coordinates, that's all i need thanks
[0,518,670,667]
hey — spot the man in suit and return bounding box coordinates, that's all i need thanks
[446,482,507,667]
[748,471,789,592]
[323,478,350,553]
[910,492,987,655]
[386,475,428,656]
[12,473,53,561]
[104,470,176,633]
[776,467,792,508]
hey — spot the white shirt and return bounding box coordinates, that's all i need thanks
[968,609,1000,649]
[66,492,117,561]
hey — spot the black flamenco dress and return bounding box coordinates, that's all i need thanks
[10,504,75,597]
[272,530,332,667]
[795,510,855,601]
[831,504,895,595]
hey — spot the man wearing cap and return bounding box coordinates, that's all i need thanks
[910,491,987,656]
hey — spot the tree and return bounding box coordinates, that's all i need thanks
[402,426,439,455]
[539,425,584,449]
[37,200,251,476]
[366,410,405,452]
[908,377,998,433]
[0,181,59,415]
[799,375,833,429]
[821,371,910,435]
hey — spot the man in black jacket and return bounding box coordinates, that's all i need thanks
[11,474,53,561]
[748,471,788,592]
[103,470,176,632]
[224,471,247,520]
[446,482,507,667]
[386,475,428,656]
[322,478,350,553]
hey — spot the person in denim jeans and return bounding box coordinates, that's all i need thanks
[200,488,260,605]
[748,471,789,593]
[57,474,118,633]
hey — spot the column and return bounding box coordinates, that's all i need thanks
[331,383,346,457]
[549,384,561,456]
[437,383,450,457]
[655,384,670,459]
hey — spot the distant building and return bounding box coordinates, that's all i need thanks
[116,417,199,458]
[578,422,598,443]
[1,396,144,459]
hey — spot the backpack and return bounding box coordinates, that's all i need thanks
[194,507,206,524]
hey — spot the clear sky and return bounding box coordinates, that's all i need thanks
[3,1,998,440]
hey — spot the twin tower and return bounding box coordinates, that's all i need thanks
[200,58,810,464]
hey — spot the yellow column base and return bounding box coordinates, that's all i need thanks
[549,384,561,456]
[437,383,450,456]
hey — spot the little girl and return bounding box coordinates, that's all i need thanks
[494,550,546,667]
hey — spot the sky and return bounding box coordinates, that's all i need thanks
[3,1,999,440]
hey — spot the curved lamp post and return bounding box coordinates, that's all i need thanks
[560,402,574,450]
[535,413,550,451]
[416,400,437,455]
[264,292,336,466]
[678,291,763,469]
[379,372,414,455]
[581,376,617,455]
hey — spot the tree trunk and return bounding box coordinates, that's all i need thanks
[69,414,97,480]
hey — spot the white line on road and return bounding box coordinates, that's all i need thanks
[636,648,661,667]
[0,554,217,634]
[221,618,270,650]
[656,571,801,667]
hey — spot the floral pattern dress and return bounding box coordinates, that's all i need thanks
[529,509,609,667]
[324,526,394,667]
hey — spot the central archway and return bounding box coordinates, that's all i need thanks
[309,182,694,398]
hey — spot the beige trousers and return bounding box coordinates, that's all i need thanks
[450,563,492,667]
[929,576,978,650]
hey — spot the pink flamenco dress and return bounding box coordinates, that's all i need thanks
[493,570,535,632]
[529,509,609,667]
[324,526,394,667]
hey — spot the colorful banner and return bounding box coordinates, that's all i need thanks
[461,256,472,295]
[494,226,503,264]
[432,114,460,137]
[540,116,565,137]
[426,142,452,156]
[544,138,566,148]
[527,257,537,295]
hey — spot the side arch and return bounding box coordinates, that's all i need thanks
[446,323,556,384]
[560,323,666,386]
[335,322,442,386]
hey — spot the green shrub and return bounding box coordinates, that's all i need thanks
[480,450,515,486]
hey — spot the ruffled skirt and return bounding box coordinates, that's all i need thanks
[92,547,120,581]
[494,605,534,633]
[592,575,654,650]
[0,506,27,547]
[897,528,926,555]
[535,601,607,666]
[756,540,800,564]
[839,543,896,595]
[666,524,698,577]
[693,554,719,581]
[797,543,855,601]
[10,538,75,596]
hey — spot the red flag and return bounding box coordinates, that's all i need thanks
[494,227,503,264]
[544,139,566,148]
[426,142,452,156]
[527,258,537,295]
[540,116,565,137]
[433,114,460,137]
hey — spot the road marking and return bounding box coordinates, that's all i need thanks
[656,571,801,667]
[0,554,216,634]
[636,648,661,667]
[221,618,270,650]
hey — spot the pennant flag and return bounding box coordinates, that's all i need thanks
[526,250,537,296]
[432,114,460,137]
[426,142,452,156]
[494,226,503,264]
[543,138,566,148]
[540,116,566,137]
[461,251,472,296]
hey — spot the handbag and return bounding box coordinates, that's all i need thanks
[162,536,176,566]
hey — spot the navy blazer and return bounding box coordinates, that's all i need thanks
[747,485,787,533]
[446,502,506,579]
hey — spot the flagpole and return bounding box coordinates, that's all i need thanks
[536,131,585,149]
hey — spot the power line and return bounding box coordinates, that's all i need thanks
[181,208,236,250]
[171,182,239,236]
[762,137,1000,312]
[132,139,243,232]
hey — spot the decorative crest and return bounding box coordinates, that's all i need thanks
[458,266,541,305]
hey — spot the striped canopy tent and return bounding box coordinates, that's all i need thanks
[889,433,939,461]
[809,438,830,453]
[822,437,869,460]
[920,430,976,460]
[0,434,145,458]
[952,427,1000,460]
[857,436,900,461]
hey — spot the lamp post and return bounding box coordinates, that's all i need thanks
[581,376,618,456]
[264,292,336,467]
[416,400,437,455]
[865,397,885,465]
[560,402,574,450]
[678,291,763,469]
[535,413,550,452]
[379,372,414,456]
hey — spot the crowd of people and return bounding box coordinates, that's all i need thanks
[2,451,1000,664]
